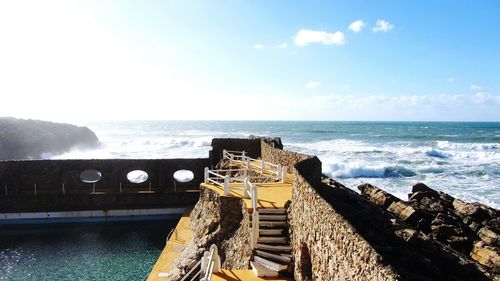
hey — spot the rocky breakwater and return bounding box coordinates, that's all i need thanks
[0,117,99,159]
[167,187,253,280]
[359,182,499,278]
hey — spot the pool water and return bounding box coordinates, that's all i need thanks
[0,220,177,281]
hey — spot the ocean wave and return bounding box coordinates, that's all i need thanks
[419,167,445,174]
[436,141,499,151]
[324,162,416,179]
[425,149,449,158]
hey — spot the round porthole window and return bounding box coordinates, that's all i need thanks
[80,169,102,183]
[173,170,194,183]
[127,170,148,184]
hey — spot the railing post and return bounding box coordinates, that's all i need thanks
[251,211,259,248]
[246,155,250,168]
[200,250,210,277]
[281,166,287,183]
[277,164,282,181]
[252,184,258,210]
[222,149,227,160]
[34,183,37,195]
[243,178,250,199]
[242,151,246,160]
[261,160,265,174]
[223,176,230,195]
[210,244,221,273]
[204,167,209,183]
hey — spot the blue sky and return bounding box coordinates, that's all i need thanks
[0,0,499,121]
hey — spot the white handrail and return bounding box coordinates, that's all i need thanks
[200,244,221,281]
[207,150,291,250]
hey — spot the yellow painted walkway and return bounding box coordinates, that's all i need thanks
[201,181,291,210]
[148,159,294,281]
[147,208,193,281]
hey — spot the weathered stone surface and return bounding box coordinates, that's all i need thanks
[359,183,398,209]
[167,187,252,280]
[453,199,494,222]
[471,241,500,273]
[479,227,500,246]
[387,200,421,224]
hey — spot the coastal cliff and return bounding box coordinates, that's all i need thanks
[0,117,99,160]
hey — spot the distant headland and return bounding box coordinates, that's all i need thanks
[0,117,99,160]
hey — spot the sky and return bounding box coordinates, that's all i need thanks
[0,0,499,122]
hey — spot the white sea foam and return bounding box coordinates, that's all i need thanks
[49,121,500,209]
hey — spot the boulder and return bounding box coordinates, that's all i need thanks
[470,241,500,273]
[453,199,493,223]
[412,182,434,193]
[387,200,421,224]
[478,227,500,246]
[358,183,398,209]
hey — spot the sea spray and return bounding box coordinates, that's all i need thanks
[53,121,500,208]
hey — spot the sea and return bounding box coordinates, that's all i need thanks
[2,121,499,280]
[55,120,500,209]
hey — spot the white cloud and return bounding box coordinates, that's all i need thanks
[348,20,365,32]
[372,20,394,32]
[447,77,456,82]
[469,84,482,91]
[277,43,288,48]
[306,81,321,89]
[253,44,264,49]
[294,29,346,46]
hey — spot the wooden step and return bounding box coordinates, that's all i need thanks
[258,208,286,214]
[256,250,292,264]
[259,221,286,228]
[259,229,283,236]
[249,214,286,221]
[254,256,288,272]
[250,261,279,277]
[255,243,292,253]
[258,236,287,244]
[259,214,286,221]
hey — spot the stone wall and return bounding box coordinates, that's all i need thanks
[210,138,261,167]
[290,157,400,281]
[167,187,253,280]
[0,158,209,196]
[0,192,199,213]
[261,140,312,169]
[262,141,492,280]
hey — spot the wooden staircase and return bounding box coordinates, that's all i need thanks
[250,208,292,277]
